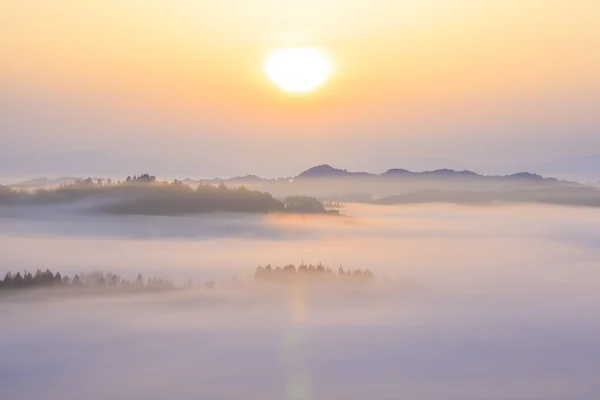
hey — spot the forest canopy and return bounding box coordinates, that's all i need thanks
[0,175,337,215]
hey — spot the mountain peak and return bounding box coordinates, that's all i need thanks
[381,168,413,176]
[297,165,350,178]
[507,172,544,180]
[422,169,477,176]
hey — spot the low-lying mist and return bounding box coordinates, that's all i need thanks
[2,203,600,399]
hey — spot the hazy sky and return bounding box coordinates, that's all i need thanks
[1,0,599,177]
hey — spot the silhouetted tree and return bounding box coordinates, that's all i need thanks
[42,269,52,284]
[24,272,33,287]
[33,269,43,285]
[72,274,83,287]
[298,262,307,273]
[284,264,296,274]
[284,196,327,214]
[135,174,155,183]
[3,272,13,287]
[13,272,23,287]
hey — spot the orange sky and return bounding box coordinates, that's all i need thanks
[1,0,600,176]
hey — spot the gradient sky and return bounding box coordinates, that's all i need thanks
[1,0,599,178]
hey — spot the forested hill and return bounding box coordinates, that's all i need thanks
[6,167,598,209]
[0,175,337,216]
[174,165,594,205]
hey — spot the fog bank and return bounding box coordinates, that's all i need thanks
[2,204,600,399]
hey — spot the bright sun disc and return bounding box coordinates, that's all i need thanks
[266,47,333,93]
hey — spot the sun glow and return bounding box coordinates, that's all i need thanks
[265,47,333,93]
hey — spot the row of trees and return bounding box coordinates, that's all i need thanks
[60,174,157,187]
[1,264,376,293]
[0,269,176,291]
[323,201,344,208]
[1,269,78,289]
[255,263,374,281]
[284,196,330,214]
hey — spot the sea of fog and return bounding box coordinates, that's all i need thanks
[1,203,600,399]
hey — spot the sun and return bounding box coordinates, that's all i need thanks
[265,47,333,94]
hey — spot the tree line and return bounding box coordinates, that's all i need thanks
[0,264,376,294]
[255,263,374,282]
[0,269,176,291]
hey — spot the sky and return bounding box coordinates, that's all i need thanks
[1,0,600,178]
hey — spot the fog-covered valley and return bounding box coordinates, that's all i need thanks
[4,0,600,396]
[2,203,600,399]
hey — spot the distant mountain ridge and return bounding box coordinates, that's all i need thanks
[294,164,556,182]
[9,165,562,188]
[5,165,598,210]
[297,164,362,178]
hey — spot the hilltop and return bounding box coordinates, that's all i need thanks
[6,166,599,209]
[0,175,338,216]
